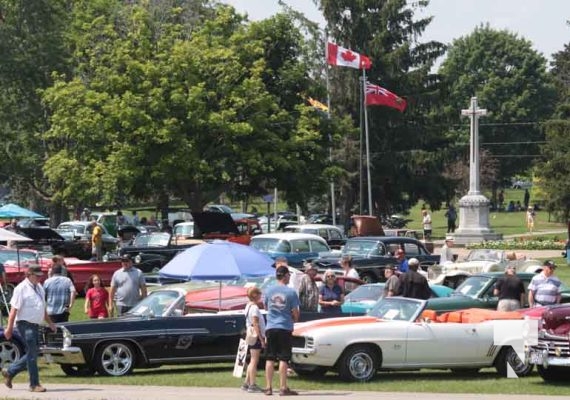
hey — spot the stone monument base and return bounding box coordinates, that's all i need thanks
[452,193,503,246]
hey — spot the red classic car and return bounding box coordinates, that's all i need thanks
[1,248,122,297]
[185,274,363,312]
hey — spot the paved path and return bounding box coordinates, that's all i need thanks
[1,385,570,400]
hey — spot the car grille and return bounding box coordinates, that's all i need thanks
[533,332,570,358]
[292,336,306,349]
[41,327,64,348]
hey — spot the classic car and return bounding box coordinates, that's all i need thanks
[250,233,331,268]
[2,249,122,296]
[283,224,346,250]
[428,249,543,286]
[313,236,439,283]
[56,221,119,259]
[0,329,25,369]
[526,303,570,381]
[341,283,453,314]
[290,297,532,381]
[425,272,570,314]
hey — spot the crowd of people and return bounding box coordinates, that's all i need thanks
[2,253,147,393]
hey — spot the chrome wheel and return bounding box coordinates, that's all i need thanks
[0,340,22,369]
[338,345,379,382]
[96,342,135,376]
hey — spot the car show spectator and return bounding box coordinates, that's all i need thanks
[84,274,110,319]
[91,220,103,261]
[109,255,147,316]
[274,256,303,292]
[80,208,91,221]
[319,269,344,313]
[340,255,359,293]
[383,265,400,297]
[131,210,140,225]
[444,204,457,233]
[528,260,562,307]
[421,209,432,240]
[241,287,265,393]
[439,236,455,265]
[523,189,530,210]
[44,264,76,323]
[395,249,409,273]
[48,255,69,278]
[263,266,300,396]
[398,258,431,300]
[297,262,319,312]
[3,266,56,393]
[526,206,536,233]
[493,265,525,311]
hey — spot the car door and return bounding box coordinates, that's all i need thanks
[404,321,479,366]
[163,313,244,361]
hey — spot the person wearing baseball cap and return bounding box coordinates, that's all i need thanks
[3,266,56,393]
[298,262,319,312]
[528,260,562,307]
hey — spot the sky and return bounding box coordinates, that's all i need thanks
[223,0,570,63]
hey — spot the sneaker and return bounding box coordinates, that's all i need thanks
[248,384,263,393]
[2,369,12,389]
[241,383,249,391]
[29,385,47,393]
[279,388,298,396]
[264,387,273,396]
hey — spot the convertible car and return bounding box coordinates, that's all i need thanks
[290,297,532,381]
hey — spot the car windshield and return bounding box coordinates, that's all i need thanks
[174,224,194,236]
[453,275,494,297]
[250,238,291,253]
[128,290,183,317]
[227,276,273,288]
[367,297,423,322]
[57,224,85,234]
[345,284,385,302]
[0,250,39,264]
[132,234,152,247]
[465,249,502,262]
[146,233,171,247]
[342,240,382,257]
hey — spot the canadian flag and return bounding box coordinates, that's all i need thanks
[327,42,372,70]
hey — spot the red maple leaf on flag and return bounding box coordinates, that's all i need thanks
[340,50,357,63]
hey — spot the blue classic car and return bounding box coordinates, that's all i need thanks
[341,283,453,314]
[250,232,331,267]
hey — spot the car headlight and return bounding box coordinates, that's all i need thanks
[135,254,142,264]
[62,326,72,348]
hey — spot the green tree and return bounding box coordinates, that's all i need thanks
[315,0,449,215]
[42,2,330,213]
[0,0,71,219]
[439,25,557,201]
[536,42,570,219]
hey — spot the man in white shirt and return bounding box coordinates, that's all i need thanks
[439,236,455,265]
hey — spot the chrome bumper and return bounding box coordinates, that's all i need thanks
[41,346,85,365]
[527,349,570,368]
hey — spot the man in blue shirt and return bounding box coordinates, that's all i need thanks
[263,266,300,396]
[43,264,76,322]
[395,249,409,273]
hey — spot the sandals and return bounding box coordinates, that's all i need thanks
[264,387,273,396]
[279,388,299,396]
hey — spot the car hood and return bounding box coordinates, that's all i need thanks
[191,211,239,235]
[294,315,379,336]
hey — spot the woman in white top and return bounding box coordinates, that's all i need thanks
[422,209,432,240]
[242,286,266,393]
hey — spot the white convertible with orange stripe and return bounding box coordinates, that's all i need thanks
[290,297,532,381]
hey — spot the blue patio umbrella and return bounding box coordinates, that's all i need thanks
[0,203,45,219]
[159,240,275,310]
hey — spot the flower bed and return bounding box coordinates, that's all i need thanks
[468,237,566,251]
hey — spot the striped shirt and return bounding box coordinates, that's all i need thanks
[528,273,562,305]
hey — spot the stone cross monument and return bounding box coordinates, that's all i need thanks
[452,97,502,245]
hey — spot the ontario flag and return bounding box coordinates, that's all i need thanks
[365,81,407,112]
[327,42,372,70]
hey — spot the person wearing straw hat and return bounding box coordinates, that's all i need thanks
[2,266,56,393]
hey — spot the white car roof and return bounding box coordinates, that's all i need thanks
[285,224,341,231]
[252,232,327,242]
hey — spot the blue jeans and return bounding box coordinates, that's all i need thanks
[7,320,40,387]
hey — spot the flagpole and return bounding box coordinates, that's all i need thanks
[325,36,336,227]
[363,69,373,216]
[359,76,364,215]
